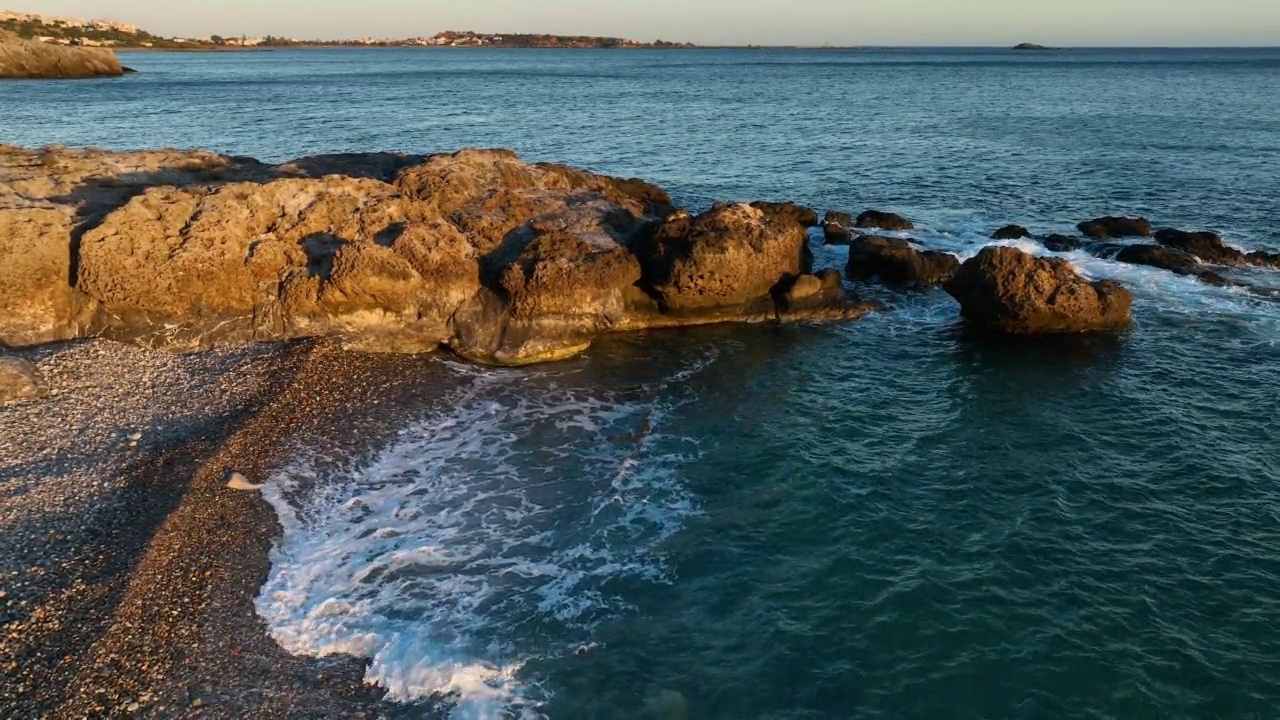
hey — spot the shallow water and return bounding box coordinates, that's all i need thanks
[6,47,1280,719]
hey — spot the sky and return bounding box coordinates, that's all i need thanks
[5,0,1279,46]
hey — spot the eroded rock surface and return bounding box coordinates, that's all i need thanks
[945,247,1133,334]
[0,145,873,365]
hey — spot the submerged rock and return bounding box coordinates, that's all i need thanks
[945,247,1133,334]
[1113,244,1201,274]
[1154,228,1247,266]
[991,225,1031,240]
[1078,216,1154,239]
[822,210,854,245]
[855,210,914,231]
[823,224,853,245]
[846,235,959,288]
[1042,234,1086,252]
[0,31,124,79]
[1247,250,1280,269]
[0,356,42,404]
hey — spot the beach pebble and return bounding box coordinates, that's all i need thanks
[127,431,143,441]
[226,472,265,491]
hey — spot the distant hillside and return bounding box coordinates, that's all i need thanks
[0,10,183,48]
[0,10,696,50]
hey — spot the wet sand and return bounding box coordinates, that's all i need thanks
[0,339,451,718]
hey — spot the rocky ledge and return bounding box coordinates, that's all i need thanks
[0,145,875,365]
[0,30,125,79]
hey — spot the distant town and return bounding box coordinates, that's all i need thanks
[0,10,695,49]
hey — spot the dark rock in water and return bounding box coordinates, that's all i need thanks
[822,210,854,244]
[750,201,819,228]
[1078,216,1154,239]
[1013,43,1053,51]
[1114,244,1200,274]
[1042,234,1086,252]
[1154,228,1246,266]
[992,225,1031,240]
[846,235,959,288]
[945,246,1133,334]
[0,356,42,404]
[1247,250,1280,269]
[824,210,853,229]
[823,224,853,245]
[122,66,138,74]
[855,210,914,231]
[1197,270,1230,286]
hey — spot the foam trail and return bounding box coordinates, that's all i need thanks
[256,356,714,717]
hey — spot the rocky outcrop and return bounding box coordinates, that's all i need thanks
[0,32,124,79]
[855,210,914,231]
[945,247,1133,334]
[636,203,813,314]
[1013,43,1053,51]
[1078,216,1153,239]
[992,225,1031,240]
[0,145,875,365]
[846,236,959,288]
[0,356,42,404]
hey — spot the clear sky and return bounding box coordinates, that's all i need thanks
[5,0,1278,46]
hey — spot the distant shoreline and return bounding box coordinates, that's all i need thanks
[111,44,1280,54]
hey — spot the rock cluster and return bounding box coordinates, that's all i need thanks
[0,30,125,79]
[7,146,1274,359]
[1008,218,1280,285]
[0,146,874,365]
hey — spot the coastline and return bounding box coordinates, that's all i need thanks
[0,339,439,718]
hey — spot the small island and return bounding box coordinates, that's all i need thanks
[1012,42,1055,51]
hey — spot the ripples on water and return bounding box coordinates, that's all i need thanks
[6,47,1280,719]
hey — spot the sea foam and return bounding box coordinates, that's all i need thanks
[256,357,712,717]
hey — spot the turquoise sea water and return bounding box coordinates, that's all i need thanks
[5,48,1280,719]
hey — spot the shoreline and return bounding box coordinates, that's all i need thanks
[0,338,461,717]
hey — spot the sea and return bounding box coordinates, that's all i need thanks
[4,47,1279,719]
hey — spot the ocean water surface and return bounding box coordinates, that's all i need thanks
[5,47,1279,718]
